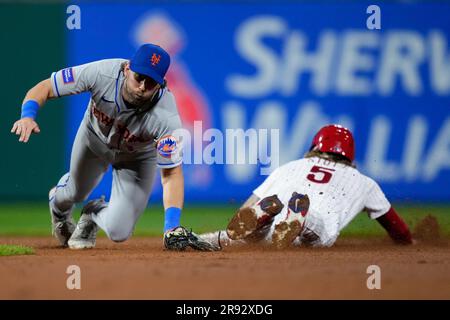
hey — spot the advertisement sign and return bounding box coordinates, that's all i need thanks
[66,2,450,202]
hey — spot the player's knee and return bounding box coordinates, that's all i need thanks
[108,231,131,243]
[72,194,89,203]
[106,227,132,243]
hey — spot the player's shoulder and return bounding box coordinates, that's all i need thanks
[154,89,179,118]
[357,170,380,189]
[147,89,181,132]
[89,58,127,78]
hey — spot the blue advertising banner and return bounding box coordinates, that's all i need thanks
[65,2,450,202]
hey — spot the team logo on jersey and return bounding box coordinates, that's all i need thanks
[62,68,75,84]
[151,53,161,66]
[157,135,178,158]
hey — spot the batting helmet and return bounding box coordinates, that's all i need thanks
[310,124,355,162]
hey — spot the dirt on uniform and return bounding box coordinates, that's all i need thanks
[0,236,449,300]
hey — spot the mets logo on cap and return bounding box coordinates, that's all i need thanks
[157,135,178,158]
[130,44,170,85]
[151,53,161,66]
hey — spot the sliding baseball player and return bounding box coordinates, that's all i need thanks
[203,124,413,249]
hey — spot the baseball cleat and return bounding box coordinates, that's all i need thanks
[272,220,303,249]
[272,193,310,249]
[68,213,98,250]
[68,197,106,250]
[226,207,258,240]
[227,194,284,240]
[49,187,76,247]
[68,213,98,249]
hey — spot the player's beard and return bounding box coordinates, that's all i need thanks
[122,78,155,108]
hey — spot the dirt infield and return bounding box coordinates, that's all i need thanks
[0,236,449,299]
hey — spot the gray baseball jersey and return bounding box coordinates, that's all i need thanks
[49,59,183,242]
[50,58,183,168]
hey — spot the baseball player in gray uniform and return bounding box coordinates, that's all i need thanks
[11,44,219,251]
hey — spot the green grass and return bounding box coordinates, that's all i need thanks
[340,205,450,237]
[0,244,34,256]
[0,203,233,237]
[0,203,448,238]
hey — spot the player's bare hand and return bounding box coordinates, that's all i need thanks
[10,118,41,143]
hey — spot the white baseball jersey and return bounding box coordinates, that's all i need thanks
[50,59,182,168]
[253,156,391,247]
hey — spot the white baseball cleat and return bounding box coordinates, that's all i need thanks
[68,197,106,250]
[68,213,98,249]
[49,187,76,247]
[272,192,310,249]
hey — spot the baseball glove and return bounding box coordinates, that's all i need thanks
[164,226,221,251]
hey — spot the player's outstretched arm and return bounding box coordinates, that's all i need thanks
[161,164,184,213]
[161,164,184,246]
[11,78,55,143]
[376,207,413,245]
[160,165,219,251]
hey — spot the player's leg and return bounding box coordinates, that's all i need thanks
[67,196,107,249]
[51,131,109,216]
[200,230,246,248]
[48,174,76,246]
[49,125,109,246]
[90,158,157,243]
[271,192,310,249]
[226,195,284,241]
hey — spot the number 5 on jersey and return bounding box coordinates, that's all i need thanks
[307,165,335,184]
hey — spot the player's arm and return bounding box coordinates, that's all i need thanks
[12,61,102,143]
[161,164,220,251]
[161,165,184,232]
[376,207,413,245]
[10,78,55,143]
[24,78,56,104]
[364,177,413,245]
[155,114,220,250]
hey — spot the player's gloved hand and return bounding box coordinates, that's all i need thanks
[164,226,190,251]
[11,118,41,143]
[164,226,221,251]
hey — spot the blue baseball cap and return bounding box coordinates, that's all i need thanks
[130,44,170,85]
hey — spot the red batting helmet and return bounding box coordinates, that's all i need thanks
[310,124,355,162]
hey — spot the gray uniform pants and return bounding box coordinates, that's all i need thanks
[50,121,157,242]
